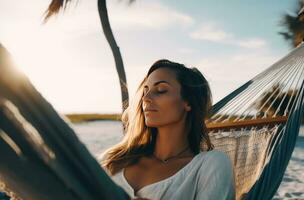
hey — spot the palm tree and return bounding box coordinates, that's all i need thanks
[254,84,298,118]
[44,0,132,112]
[279,0,304,47]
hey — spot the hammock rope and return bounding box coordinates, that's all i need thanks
[206,43,304,199]
[210,43,304,124]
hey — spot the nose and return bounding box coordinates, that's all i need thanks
[142,90,153,103]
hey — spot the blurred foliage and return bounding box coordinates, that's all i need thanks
[255,84,298,118]
[279,0,304,47]
[65,113,122,123]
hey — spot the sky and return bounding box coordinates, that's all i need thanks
[0,0,299,114]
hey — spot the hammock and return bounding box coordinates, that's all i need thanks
[0,44,130,200]
[0,42,303,200]
[206,43,304,199]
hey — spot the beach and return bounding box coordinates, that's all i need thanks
[72,121,304,199]
[273,126,304,200]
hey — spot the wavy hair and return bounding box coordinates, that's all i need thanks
[100,59,213,175]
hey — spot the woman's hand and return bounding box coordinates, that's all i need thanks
[132,198,150,200]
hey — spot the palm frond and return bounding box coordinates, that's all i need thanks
[43,0,72,22]
[43,0,135,23]
[128,0,136,4]
[280,1,304,47]
[278,32,292,40]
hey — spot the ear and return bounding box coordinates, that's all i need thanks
[184,102,191,112]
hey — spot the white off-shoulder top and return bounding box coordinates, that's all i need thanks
[108,150,235,200]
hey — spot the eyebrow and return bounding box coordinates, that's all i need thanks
[143,80,171,88]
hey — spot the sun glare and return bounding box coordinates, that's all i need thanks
[6,25,65,77]
[1,21,95,111]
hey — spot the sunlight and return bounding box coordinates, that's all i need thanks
[4,24,67,79]
[2,21,99,112]
[1,16,123,114]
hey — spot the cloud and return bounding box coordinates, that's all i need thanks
[196,49,282,103]
[108,1,194,30]
[190,23,266,49]
[198,51,278,82]
[236,38,266,48]
[27,0,195,42]
[1,0,194,42]
[190,23,232,42]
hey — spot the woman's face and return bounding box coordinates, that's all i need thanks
[142,68,191,127]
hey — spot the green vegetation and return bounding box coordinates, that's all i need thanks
[280,1,304,47]
[65,113,122,123]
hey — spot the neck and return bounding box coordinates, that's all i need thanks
[153,114,192,160]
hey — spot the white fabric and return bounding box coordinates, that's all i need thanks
[109,150,235,200]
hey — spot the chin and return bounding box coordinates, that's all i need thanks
[145,119,161,127]
[145,122,158,128]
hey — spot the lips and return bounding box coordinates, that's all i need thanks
[143,107,157,112]
[144,109,157,112]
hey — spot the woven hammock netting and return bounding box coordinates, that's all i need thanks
[0,42,303,200]
[206,43,304,199]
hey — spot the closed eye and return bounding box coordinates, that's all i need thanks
[143,90,167,96]
[157,90,167,94]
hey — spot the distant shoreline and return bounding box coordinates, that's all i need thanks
[65,113,121,123]
[65,113,304,124]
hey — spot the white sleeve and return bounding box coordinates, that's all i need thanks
[195,151,235,200]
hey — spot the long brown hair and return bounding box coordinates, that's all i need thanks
[100,59,213,175]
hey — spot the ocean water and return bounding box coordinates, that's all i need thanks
[72,121,304,199]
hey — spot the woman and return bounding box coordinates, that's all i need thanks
[100,59,235,200]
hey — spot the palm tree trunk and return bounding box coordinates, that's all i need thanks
[97,0,129,112]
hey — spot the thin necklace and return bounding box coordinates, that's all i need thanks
[152,146,190,164]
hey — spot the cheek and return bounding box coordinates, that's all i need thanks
[145,94,186,126]
[161,95,185,116]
